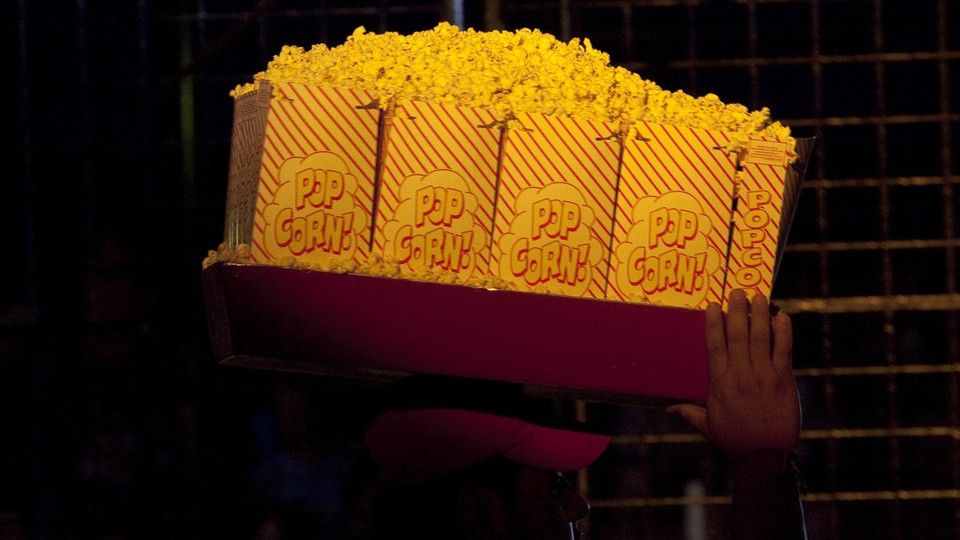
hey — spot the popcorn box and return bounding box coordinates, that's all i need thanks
[726,137,806,295]
[610,126,812,307]
[491,112,622,298]
[722,136,814,300]
[373,100,502,281]
[225,81,381,269]
[609,123,735,308]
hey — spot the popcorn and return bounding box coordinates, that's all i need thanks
[231,23,794,159]
[214,24,805,304]
[204,242,517,291]
[202,242,253,269]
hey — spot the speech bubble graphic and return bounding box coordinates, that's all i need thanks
[496,183,603,296]
[262,151,367,264]
[614,190,721,307]
[382,169,487,279]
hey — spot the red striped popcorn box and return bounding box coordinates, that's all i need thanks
[726,137,801,298]
[609,122,736,308]
[491,112,621,298]
[373,100,502,282]
[228,81,380,269]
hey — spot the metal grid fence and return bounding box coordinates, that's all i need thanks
[5,0,958,538]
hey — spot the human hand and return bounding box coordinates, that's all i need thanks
[668,290,801,458]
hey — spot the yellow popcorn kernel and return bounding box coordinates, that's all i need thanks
[232,23,793,157]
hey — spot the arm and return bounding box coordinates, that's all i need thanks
[730,449,806,540]
[668,290,806,540]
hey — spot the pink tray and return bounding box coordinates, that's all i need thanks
[202,263,709,403]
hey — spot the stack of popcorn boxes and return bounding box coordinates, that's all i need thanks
[225,79,807,309]
[208,25,816,400]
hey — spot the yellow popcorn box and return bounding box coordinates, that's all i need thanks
[373,99,502,282]
[608,122,735,308]
[610,127,810,307]
[225,81,381,269]
[491,112,621,298]
[726,137,811,297]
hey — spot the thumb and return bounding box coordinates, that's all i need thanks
[667,404,708,436]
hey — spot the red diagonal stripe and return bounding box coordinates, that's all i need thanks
[621,138,664,197]
[665,124,733,204]
[304,84,378,154]
[408,103,471,174]
[411,101,500,218]
[626,139,675,198]
[690,128,736,183]
[271,104,310,156]
[386,133,419,181]
[313,91,379,177]
[345,87,380,139]
[650,124,730,222]
[252,242,269,261]
[435,103,500,178]
[542,115,618,226]
[264,114,296,161]
[390,108,432,171]
[512,125,562,187]
[564,117,620,179]
[291,85,377,179]
[278,100,320,156]
[389,117,431,173]
[260,147,280,196]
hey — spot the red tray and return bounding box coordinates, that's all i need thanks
[202,263,709,403]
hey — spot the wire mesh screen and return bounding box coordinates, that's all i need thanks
[4,0,958,538]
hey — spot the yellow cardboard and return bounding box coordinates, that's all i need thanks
[244,82,380,269]
[373,100,501,281]
[608,122,736,308]
[726,137,792,297]
[491,112,621,298]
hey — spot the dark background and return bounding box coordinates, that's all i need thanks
[3,0,959,538]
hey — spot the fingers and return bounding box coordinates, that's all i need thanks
[667,404,708,436]
[710,290,788,377]
[750,293,771,370]
[772,310,794,375]
[725,289,750,369]
[705,301,728,380]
